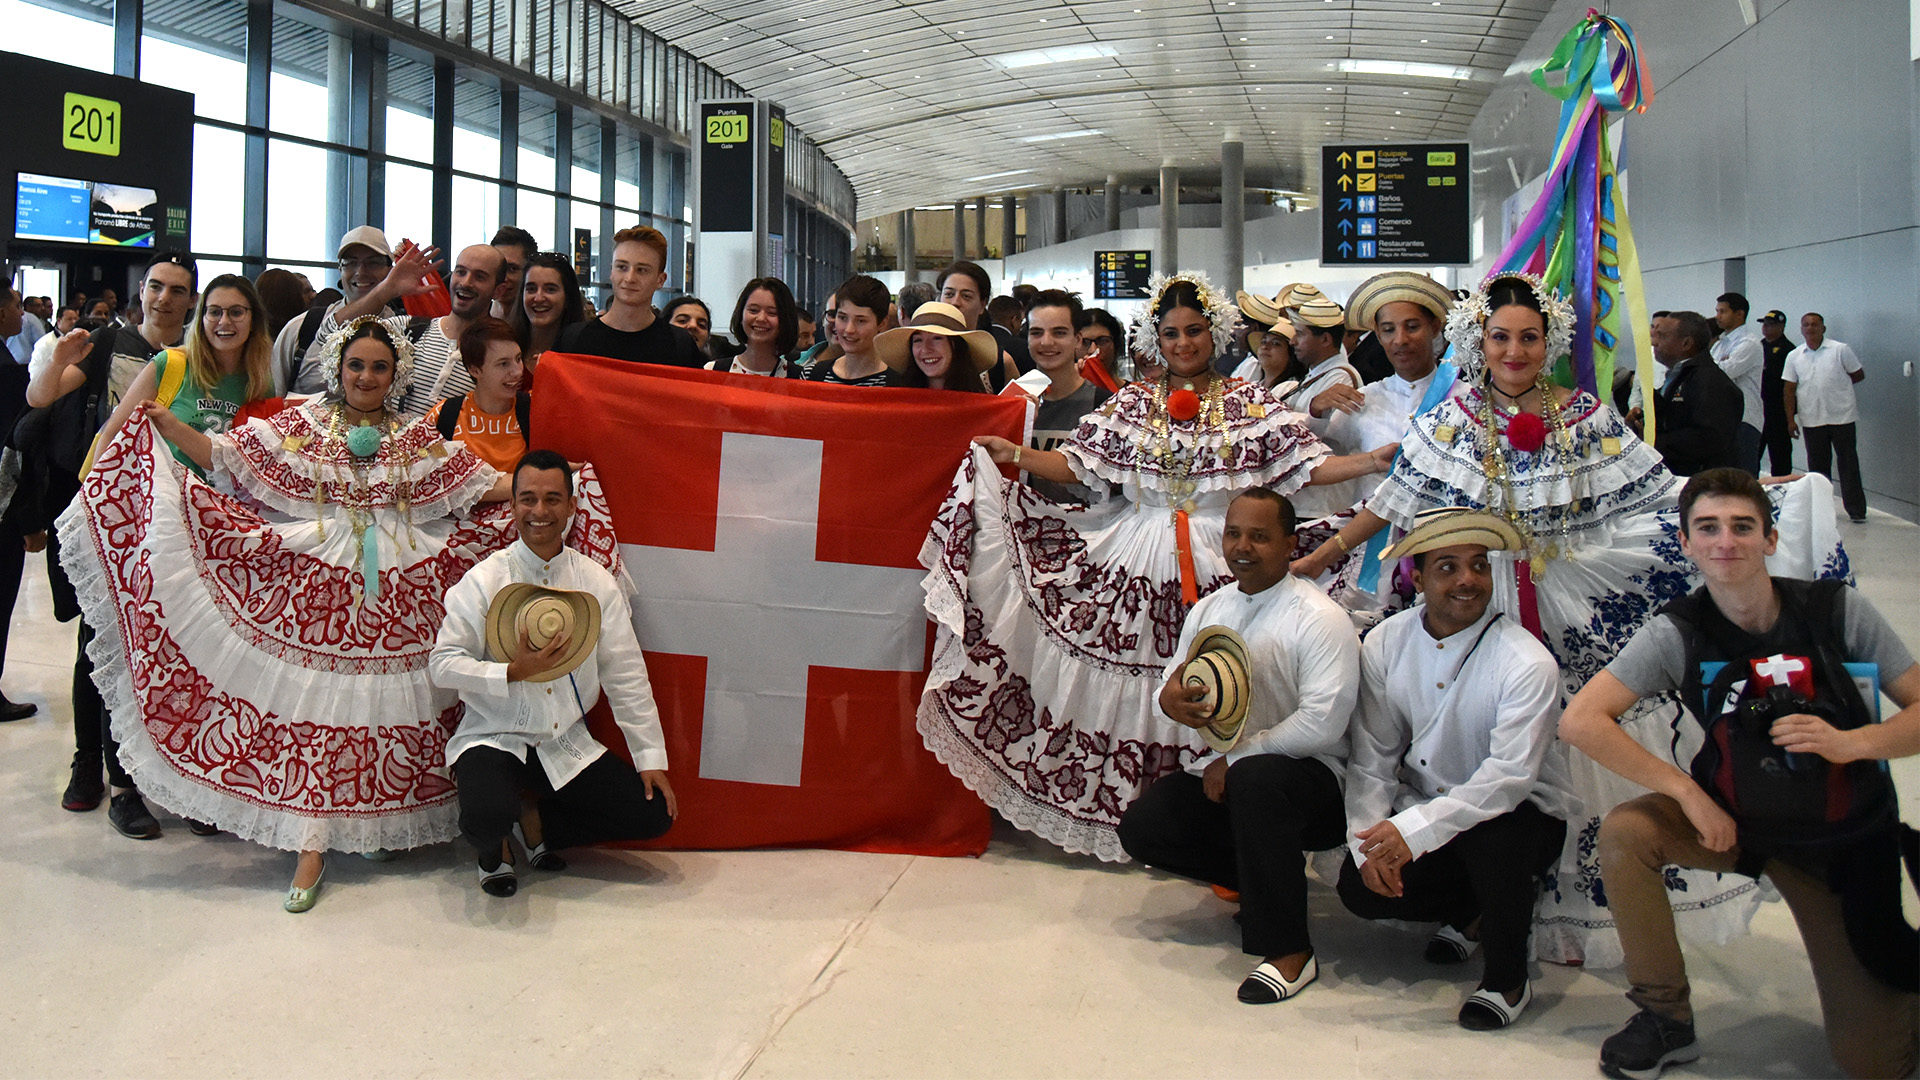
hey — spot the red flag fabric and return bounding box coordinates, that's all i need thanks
[528,353,1025,855]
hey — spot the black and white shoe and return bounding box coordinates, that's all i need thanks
[1599,1009,1700,1079]
[1458,980,1531,1030]
[513,822,567,872]
[477,855,518,897]
[1425,924,1479,964]
[1236,954,1317,1004]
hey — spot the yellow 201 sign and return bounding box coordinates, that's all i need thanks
[705,113,749,144]
[64,92,123,157]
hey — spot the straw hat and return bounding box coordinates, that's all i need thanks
[484,584,601,683]
[1179,625,1253,753]
[1236,282,1320,331]
[1345,271,1454,332]
[1382,507,1526,562]
[874,301,999,375]
[1291,293,1347,330]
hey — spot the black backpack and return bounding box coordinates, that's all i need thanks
[1666,579,1898,857]
[8,325,120,478]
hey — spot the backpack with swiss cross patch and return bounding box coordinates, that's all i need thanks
[1665,577,1898,859]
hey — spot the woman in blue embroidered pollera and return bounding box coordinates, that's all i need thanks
[1294,272,1846,966]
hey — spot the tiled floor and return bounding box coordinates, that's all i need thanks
[1,505,1912,1079]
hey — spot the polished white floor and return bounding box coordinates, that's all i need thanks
[1,505,1914,1080]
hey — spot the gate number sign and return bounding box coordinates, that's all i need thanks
[63,92,122,157]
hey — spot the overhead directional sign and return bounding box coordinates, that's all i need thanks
[1320,142,1469,265]
[1094,250,1152,299]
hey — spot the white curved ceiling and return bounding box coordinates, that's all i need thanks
[611,0,1555,218]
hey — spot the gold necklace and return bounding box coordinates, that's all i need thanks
[1147,374,1229,513]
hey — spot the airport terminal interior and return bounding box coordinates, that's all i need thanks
[3,0,1919,1076]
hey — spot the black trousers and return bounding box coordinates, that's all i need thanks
[1336,801,1565,992]
[1117,754,1345,958]
[0,518,22,685]
[1735,422,1764,476]
[453,745,673,861]
[72,619,133,788]
[1803,422,1867,519]
[1761,403,1794,476]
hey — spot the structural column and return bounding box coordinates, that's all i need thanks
[1220,138,1245,301]
[899,209,917,282]
[974,196,988,259]
[1000,194,1016,260]
[1104,175,1121,233]
[1051,187,1067,245]
[1158,163,1180,272]
[953,200,966,260]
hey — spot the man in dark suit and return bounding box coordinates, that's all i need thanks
[1649,310,1743,476]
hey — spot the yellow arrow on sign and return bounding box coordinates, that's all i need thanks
[1336,151,1352,167]
[1335,174,1353,190]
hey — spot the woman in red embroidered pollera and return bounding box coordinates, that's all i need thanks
[59,318,623,912]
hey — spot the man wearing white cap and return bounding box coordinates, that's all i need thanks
[274,225,403,396]
[430,450,676,897]
[1117,487,1359,1006]
[1336,507,1576,1030]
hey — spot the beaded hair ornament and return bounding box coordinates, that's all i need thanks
[1441,271,1575,384]
[1130,271,1242,365]
[321,316,417,413]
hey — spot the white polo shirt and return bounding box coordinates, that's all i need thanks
[1782,338,1863,426]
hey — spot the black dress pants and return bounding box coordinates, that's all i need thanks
[1803,422,1867,520]
[1117,754,1345,958]
[1336,801,1565,992]
[72,619,133,788]
[454,745,673,860]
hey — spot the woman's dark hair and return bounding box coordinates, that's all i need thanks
[896,332,987,393]
[252,268,308,340]
[1150,279,1209,325]
[1484,275,1544,319]
[1077,307,1126,352]
[510,253,586,345]
[342,318,400,361]
[729,277,799,356]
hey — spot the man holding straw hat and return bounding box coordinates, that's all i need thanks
[431,450,676,897]
[1117,487,1360,1006]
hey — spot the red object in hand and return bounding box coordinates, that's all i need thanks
[233,397,288,426]
[402,267,453,318]
[1078,354,1120,394]
[1506,411,1546,452]
[1166,388,1201,422]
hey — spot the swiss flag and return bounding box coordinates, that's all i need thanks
[529,354,1025,855]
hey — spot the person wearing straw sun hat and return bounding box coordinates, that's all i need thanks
[1118,487,1360,1006]
[1290,271,1460,533]
[1281,287,1362,426]
[1335,506,1576,1031]
[432,450,676,898]
[875,301,996,393]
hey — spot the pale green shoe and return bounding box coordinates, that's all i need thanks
[283,860,326,913]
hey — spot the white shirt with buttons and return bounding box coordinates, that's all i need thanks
[1344,602,1578,866]
[431,538,667,787]
[1161,574,1360,781]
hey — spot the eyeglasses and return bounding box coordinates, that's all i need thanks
[1080,333,1114,347]
[338,257,392,272]
[203,305,251,323]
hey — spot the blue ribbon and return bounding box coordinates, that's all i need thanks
[1356,360,1458,592]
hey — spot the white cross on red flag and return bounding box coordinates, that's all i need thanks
[1750,653,1816,699]
[529,355,1025,855]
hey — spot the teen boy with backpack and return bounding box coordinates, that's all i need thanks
[1561,468,1918,1079]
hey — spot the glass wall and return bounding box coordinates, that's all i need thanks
[5,0,853,309]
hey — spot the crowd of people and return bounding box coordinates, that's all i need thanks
[0,221,1911,1079]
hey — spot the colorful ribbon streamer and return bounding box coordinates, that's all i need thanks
[1491,10,1657,443]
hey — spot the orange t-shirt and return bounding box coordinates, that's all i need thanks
[441,395,525,473]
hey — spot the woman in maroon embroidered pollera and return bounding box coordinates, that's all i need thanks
[58,318,624,912]
[916,272,1395,861]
